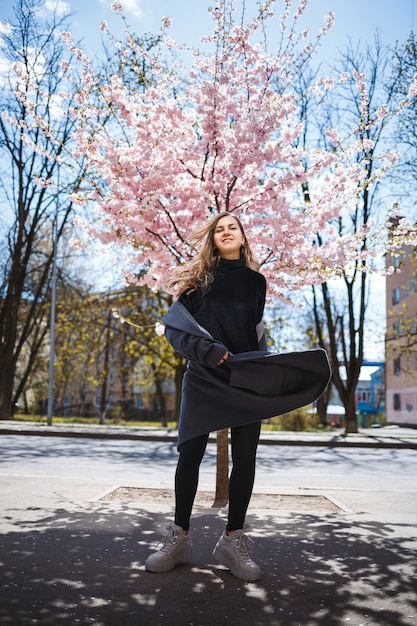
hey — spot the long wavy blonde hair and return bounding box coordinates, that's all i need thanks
[166,212,260,294]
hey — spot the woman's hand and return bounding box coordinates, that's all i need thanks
[217,351,229,366]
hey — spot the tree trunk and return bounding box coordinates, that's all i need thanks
[0,258,22,420]
[154,375,167,427]
[13,324,49,412]
[99,311,112,425]
[316,394,329,427]
[214,428,229,507]
[344,394,358,433]
[0,358,15,420]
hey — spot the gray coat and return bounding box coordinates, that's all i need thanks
[163,301,331,448]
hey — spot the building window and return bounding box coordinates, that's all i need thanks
[392,287,401,305]
[394,357,401,376]
[357,390,371,402]
[393,393,401,411]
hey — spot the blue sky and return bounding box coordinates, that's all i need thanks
[0,0,414,64]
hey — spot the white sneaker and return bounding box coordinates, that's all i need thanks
[145,523,192,573]
[213,529,261,581]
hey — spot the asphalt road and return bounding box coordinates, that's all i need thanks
[1,433,416,483]
[1,434,417,518]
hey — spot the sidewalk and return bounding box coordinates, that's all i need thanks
[1,423,416,625]
[1,486,416,626]
[1,419,417,448]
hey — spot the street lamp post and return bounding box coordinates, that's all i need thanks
[47,187,59,426]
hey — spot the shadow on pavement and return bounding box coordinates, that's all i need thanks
[1,504,416,626]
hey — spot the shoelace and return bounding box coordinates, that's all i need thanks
[234,533,255,562]
[154,526,181,553]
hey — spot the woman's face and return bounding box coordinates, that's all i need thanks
[213,215,244,260]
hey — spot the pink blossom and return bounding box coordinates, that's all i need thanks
[61,31,73,46]
[164,38,177,49]
[407,83,417,99]
[17,0,414,295]
[325,129,340,147]
[294,0,308,19]
[375,105,388,122]
[324,12,335,31]
[111,2,123,14]
[155,322,165,336]
[33,176,53,188]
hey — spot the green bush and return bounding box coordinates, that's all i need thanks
[11,413,178,428]
[268,407,321,431]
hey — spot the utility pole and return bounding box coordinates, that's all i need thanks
[47,180,59,426]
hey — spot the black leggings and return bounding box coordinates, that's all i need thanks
[174,420,261,532]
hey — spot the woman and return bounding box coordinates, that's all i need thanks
[145,211,266,581]
[145,212,331,581]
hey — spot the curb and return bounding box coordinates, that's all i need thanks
[1,425,417,449]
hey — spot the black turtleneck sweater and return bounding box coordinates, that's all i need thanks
[178,257,266,355]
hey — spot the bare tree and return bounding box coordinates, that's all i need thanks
[0,0,82,419]
[392,32,417,202]
[296,36,401,432]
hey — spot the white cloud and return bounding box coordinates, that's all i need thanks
[0,20,13,43]
[0,56,10,87]
[97,0,144,20]
[44,0,71,16]
[121,0,143,19]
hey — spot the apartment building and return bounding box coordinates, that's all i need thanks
[385,244,417,426]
